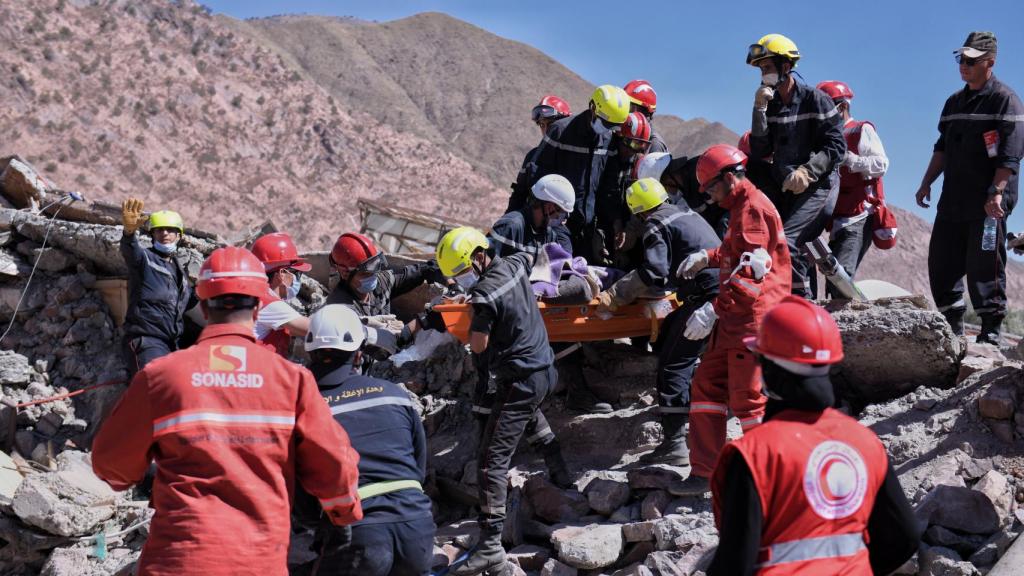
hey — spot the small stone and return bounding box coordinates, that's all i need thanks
[622,520,657,543]
[978,383,1018,420]
[14,429,35,458]
[627,466,682,491]
[585,478,631,516]
[550,524,623,570]
[524,476,590,524]
[968,543,999,567]
[508,544,550,571]
[644,551,687,576]
[35,412,63,437]
[641,490,671,520]
[914,397,939,411]
[973,470,1013,524]
[540,558,577,576]
[610,562,654,576]
[609,503,640,523]
[961,458,994,481]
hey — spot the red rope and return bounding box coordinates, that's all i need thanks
[14,379,125,409]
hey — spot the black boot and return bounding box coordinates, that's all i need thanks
[539,439,573,489]
[560,348,613,414]
[450,526,509,576]
[977,314,1004,345]
[943,308,966,337]
[640,414,689,466]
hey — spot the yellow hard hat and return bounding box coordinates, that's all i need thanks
[148,210,184,234]
[590,85,631,125]
[436,226,489,277]
[747,34,801,66]
[626,178,668,215]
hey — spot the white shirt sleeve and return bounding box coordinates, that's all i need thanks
[846,122,889,178]
[254,300,301,340]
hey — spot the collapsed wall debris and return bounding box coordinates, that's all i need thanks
[0,157,1019,575]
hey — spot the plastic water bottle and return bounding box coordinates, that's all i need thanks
[982,217,998,252]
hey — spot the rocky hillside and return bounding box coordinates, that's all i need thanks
[0,0,502,249]
[221,12,737,188]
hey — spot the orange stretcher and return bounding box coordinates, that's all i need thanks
[433,295,679,344]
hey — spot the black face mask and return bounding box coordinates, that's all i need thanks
[761,358,836,420]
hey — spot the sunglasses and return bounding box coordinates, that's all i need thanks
[626,138,650,152]
[956,54,989,66]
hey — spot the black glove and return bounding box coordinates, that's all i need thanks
[311,517,352,555]
[363,326,398,361]
[416,309,448,333]
[422,259,448,285]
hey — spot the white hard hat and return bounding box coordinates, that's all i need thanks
[305,304,366,352]
[636,152,672,181]
[531,174,576,213]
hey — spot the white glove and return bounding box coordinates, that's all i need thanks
[842,152,860,168]
[684,302,717,340]
[782,165,813,194]
[754,86,775,111]
[735,248,772,280]
[676,250,709,280]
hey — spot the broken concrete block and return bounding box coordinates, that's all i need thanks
[916,485,1000,535]
[585,478,630,516]
[622,520,657,543]
[0,450,23,508]
[0,350,34,385]
[11,451,119,537]
[973,470,1013,525]
[826,297,960,407]
[551,523,624,570]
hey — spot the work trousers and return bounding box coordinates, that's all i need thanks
[300,516,436,576]
[770,178,839,299]
[827,216,873,298]
[477,364,557,532]
[122,335,174,379]
[652,303,709,415]
[687,336,766,478]
[929,215,1008,320]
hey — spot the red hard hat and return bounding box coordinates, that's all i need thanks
[196,247,269,301]
[737,131,752,156]
[330,232,387,276]
[623,79,657,114]
[250,232,311,272]
[872,204,898,249]
[744,296,844,365]
[816,80,854,102]
[696,144,748,192]
[532,95,571,122]
[621,112,651,142]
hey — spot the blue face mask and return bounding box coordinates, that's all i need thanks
[591,116,613,137]
[455,270,479,291]
[358,275,379,294]
[285,276,301,300]
[153,241,178,255]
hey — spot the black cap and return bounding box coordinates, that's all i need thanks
[955,31,997,58]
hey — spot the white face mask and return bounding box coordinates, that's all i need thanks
[455,270,479,290]
[153,241,178,255]
[285,276,301,300]
[761,72,780,87]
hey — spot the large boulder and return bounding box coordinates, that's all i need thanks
[826,297,960,408]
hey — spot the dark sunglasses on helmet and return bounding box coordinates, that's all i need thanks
[531,105,558,123]
[746,44,767,64]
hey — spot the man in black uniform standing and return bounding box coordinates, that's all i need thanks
[916,31,1023,343]
[436,227,568,576]
[747,34,847,298]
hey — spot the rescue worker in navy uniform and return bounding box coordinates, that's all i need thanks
[708,296,919,575]
[747,34,847,299]
[119,197,197,376]
[507,95,573,213]
[596,178,720,466]
[293,304,434,576]
[531,85,631,263]
[916,31,1024,343]
[595,112,654,267]
[634,152,730,238]
[436,227,570,576]
[491,174,574,258]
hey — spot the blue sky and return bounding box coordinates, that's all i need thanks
[206,0,1024,235]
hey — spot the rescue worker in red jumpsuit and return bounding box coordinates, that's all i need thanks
[671,144,791,496]
[708,297,919,575]
[92,246,363,576]
[251,232,312,357]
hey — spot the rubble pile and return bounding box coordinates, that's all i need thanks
[0,174,1020,574]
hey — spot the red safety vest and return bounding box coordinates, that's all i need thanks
[712,408,887,575]
[834,120,885,219]
[258,293,292,357]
